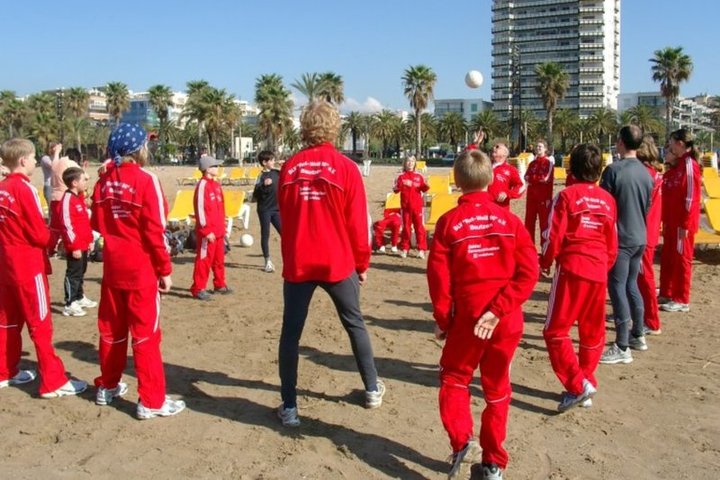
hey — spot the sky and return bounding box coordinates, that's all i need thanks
[3,0,718,113]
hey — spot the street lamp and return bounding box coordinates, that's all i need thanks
[55,88,65,145]
[511,44,524,153]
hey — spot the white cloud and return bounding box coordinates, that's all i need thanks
[341,97,386,114]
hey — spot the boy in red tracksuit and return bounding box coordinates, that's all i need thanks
[59,167,97,317]
[524,140,554,245]
[489,141,526,209]
[0,138,87,398]
[540,143,618,412]
[373,207,401,253]
[428,149,538,480]
[394,155,430,258]
[190,156,230,301]
[92,123,185,419]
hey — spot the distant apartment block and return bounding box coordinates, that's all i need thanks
[434,98,494,122]
[491,0,620,119]
[618,92,716,133]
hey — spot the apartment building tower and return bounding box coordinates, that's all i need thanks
[491,0,620,120]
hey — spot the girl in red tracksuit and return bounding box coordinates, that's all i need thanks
[659,129,702,312]
[394,156,429,258]
[524,140,554,244]
[428,150,538,480]
[373,208,401,252]
[190,156,229,300]
[636,137,663,333]
[541,144,618,412]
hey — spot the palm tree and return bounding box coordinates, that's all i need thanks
[148,84,175,161]
[405,113,438,154]
[650,46,693,135]
[105,81,130,127]
[622,104,664,136]
[402,65,437,157]
[28,111,57,148]
[372,110,399,158]
[254,74,294,150]
[291,73,322,102]
[0,90,24,138]
[437,112,467,152]
[342,111,365,154]
[25,92,56,117]
[535,62,569,144]
[553,108,580,154]
[586,107,618,150]
[318,72,344,105]
[469,110,505,144]
[63,87,90,152]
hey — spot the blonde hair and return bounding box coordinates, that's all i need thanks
[454,150,493,191]
[0,138,35,168]
[121,144,149,166]
[636,135,663,173]
[300,100,340,146]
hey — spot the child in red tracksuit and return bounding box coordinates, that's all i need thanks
[489,141,526,209]
[394,155,429,259]
[428,149,538,480]
[0,138,87,398]
[659,129,702,313]
[59,167,97,317]
[373,208,401,253]
[540,143,618,412]
[190,156,230,300]
[524,140,555,245]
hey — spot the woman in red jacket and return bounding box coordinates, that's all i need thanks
[659,129,701,313]
[524,139,554,245]
[393,155,430,259]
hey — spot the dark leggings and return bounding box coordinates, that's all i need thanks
[609,244,645,348]
[258,210,281,259]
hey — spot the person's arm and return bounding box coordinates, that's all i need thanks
[140,175,172,279]
[606,203,619,271]
[21,184,51,248]
[392,173,402,194]
[344,165,371,275]
[680,158,700,233]
[508,167,526,199]
[426,215,453,333]
[419,174,430,193]
[524,160,541,184]
[599,167,615,194]
[194,179,213,238]
[540,193,568,271]
[251,174,264,202]
[542,158,554,184]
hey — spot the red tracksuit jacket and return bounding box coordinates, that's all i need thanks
[662,153,701,232]
[488,162,525,209]
[60,191,93,252]
[427,191,539,332]
[540,183,618,282]
[279,142,371,283]
[645,165,663,248]
[91,162,171,289]
[524,156,554,201]
[393,171,429,211]
[194,177,225,237]
[0,173,50,286]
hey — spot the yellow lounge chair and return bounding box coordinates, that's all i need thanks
[703,173,720,199]
[167,190,196,224]
[427,175,451,196]
[384,192,401,210]
[177,169,202,186]
[425,193,460,233]
[416,160,427,173]
[224,190,250,234]
[554,167,567,183]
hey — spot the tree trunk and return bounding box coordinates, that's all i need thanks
[666,99,672,137]
[352,131,357,154]
[415,109,422,158]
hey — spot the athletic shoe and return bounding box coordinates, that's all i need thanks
[277,404,300,427]
[447,440,481,480]
[390,246,398,253]
[194,290,212,301]
[365,379,386,409]
[0,369,37,388]
[660,301,689,313]
[643,326,662,336]
[580,398,593,408]
[417,250,426,259]
[377,246,386,253]
[41,379,88,398]
[63,302,87,317]
[213,287,233,295]
[557,380,596,413]
[480,462,504,480]
[400,250,408,258]
[76,296,98,309]
[657,296,671,305]
[96,381,129,406]
[629,335,648,351]
[264,259,275,273]
[136,397,186,420]
[600,343,633,365]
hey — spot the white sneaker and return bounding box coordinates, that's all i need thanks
[136,396,186,419]
[447,440,481,479]
[96,381,129,405]
[377,246,386,253]
[277,404,301,427]
[264,259,275,273]
[365,379,386,409]
[0,369,37,388]
[659,301,690,313]
[63,302,87,317]
[390,246,398,253]
[76,296,98,309]
[400,250,408,258]
[41,379,88,398]
[417,250,425,259]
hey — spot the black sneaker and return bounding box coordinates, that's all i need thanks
[195,290,212,301]
[447,440,480,479]
[481,462,503,480]
[213,287,233,295]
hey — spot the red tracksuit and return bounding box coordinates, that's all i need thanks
[659,153,701,304]
[638,166,662,330]
[0,173,69,394]
[373,208,401,249]
[524,155,554,244]
[91,162,172,409]
[279,142,371,282]
[60,191,93,252]
[427,191,538,469]
[190,176,227,295]
[488,162,525,209]
[541,183,618,395]
[394,170,429,251]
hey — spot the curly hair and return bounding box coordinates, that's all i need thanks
[300,100,340,146]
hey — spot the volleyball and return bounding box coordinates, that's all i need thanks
[465,70,484,89]
[240,233,254,247]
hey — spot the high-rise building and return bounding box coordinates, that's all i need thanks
[491,0,620,120]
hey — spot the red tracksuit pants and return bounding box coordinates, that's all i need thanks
[659,226,695,304]
[637,244,660,331]
[95,283,166,408]
[49,200,63,254]
[439,299,522,469]
[544,267,606,395]
[524,193,551,246]
[190,235,226,296]
[400,208,427,251]
[373,216,401,249]
[0,276,68,394]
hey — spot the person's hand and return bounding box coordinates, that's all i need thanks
[72,250,81,259]
[358,270,368,285]
[403,179,413,187]
[474,311,500,340]
[496,192,508,202]
[98,164,107,176]
[52,144,62,157]
[159,275,172,293]
[207,232,216,243]
[434,325,446,340]
[263,177,273,186]
[541,267,552,278]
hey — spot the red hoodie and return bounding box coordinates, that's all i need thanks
[91,162,171,289]
[0,173,50,286]
[662,153,701,232]
[60,190,93,252]
[540,182,618,282]
[279,142,371,283]
[644,164,663,248]
[427,191,539,332]
[194,176,225,237]
[393,170,429,211]
[488,162,525,209]
[524,156,554,201]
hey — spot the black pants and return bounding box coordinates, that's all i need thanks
[64,251,88,306]
[258,209,281,259]
[279,273,379,408]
